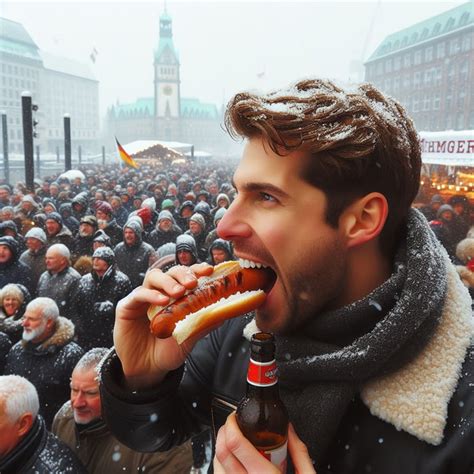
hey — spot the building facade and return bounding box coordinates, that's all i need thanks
[0,17,99,154]
[364,1,474,132]
[105,9,232,155]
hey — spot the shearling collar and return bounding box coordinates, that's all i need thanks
[22,316,75,353]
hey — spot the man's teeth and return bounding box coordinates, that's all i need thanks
[239,258,267,269]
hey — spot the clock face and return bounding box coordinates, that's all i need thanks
[163,85,172,96]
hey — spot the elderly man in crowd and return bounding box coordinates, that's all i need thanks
[73,215,98,258]
[147,209,182,250]
[37,244,81,319]
[4,298,83,428]
[0,236,33,295]
[52,348,193,474]
[0,185,11,209]
[185,212,209,261]
[95,200,123,246]
[0,375,86,473]
[70,247,132,351]
[19,227,48,292]
[44,212,74,249]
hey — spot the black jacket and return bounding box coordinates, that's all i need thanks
[4,317,84,428]
[147,225,182,250]
[0,236,34,295]
[101,312,474,474]
[114,240,156,289]
[0,330,11,374]
[71,266,132,351]
[0,415,87,474]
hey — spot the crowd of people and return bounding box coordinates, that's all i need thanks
[0,77,473,473]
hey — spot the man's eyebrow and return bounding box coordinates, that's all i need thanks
[232,179,290,200]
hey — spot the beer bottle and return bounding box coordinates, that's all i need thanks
[236,332,289,473]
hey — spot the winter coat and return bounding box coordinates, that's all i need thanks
[102,218,123,247]
[0,330,11,374]
[114,238,156,289]
[70,266,132,351]
[0,308,24,344]
[71,192,90,220]
[73,235,95,259]
[4,316,84,428]
[19,246,47,293]
[0,415,87,474]
[52,401,193,474]
[0,236,34,295]
[113,205,129,227]
[37,267,81,319]
[184,229,209,262]
[147,225,182,250]
[47,224,75,250]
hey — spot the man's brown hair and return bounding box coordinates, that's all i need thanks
[225,79,421,257]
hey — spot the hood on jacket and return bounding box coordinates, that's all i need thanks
[437,204,455,221]
[176,234,198,264]
[0,235,19,261]
[45,212,63,228]
[194,201,211,218]
[124,218,143,246]
[72,192,89,209]
[59,202,73,218]
[0,220,19,237]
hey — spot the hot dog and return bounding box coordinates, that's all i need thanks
[147,261,273,344]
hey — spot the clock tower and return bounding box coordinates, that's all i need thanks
[154,7,180,121]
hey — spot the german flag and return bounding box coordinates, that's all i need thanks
[115,137,139,169]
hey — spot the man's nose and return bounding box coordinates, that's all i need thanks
[216,201,252,241]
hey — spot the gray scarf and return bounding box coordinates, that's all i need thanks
[275,209,447,468]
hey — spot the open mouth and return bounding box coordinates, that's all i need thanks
[238,258,277,293]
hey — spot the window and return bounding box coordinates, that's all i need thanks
[445,17,455,31]
[413,96,420,112]
[456,113,464,129]
[394,56,401,71]
[424,69,433,86]
[460,62,469,82]
[414,71,422,88]
[462,35,471,52]
[433,94,440,110]
[414,50,422,64]
[435,67,442,86]
[385,58,392,73]
[459,12,470,27]
[445,94,452,109]
[420,28,429,40]
[437,42,445,58]
[403,53,411,67]
[449,38,460,55]
[432,22,441,35]
[423,94,431,111]
[425,46,433,62]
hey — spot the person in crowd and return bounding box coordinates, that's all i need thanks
[420,194,444,222]
[185,212,209,262]
[52,348,193,474]
[205,207,227,248]
[153,242,177,272]
[176,200,195,231]
[19,227,47,292]
[4,297,84,428]
[0,206,14,223]
[44,212,74,249]
[0,331,11,374]
[194,201,213,231]
[37,244,81,319]
[71,247,132,351]
[196,189,210,203]
[110,195,129,227]
[208,238,235,266]
[92,229,112,251]
[73,215,98,258]
[42,199,57,215]
[100,79,473,473]
[59,202,80,236]
[0,236,33,295]
[18,195,39,235]
[175,233,199,266]
[448,194,471,245]
[206,179,220,206]
[0,185,11,209]
[95,200,123,246]
[71,191,90,221]
[148,210,182,250]
[114,219,157,288]
[36,180,51,199]
[0,219,26,253]
[0,374,86,473]
[429,204,458,260]
[0,284,30,344]
[211,192,231,218]
[120,191,133,212]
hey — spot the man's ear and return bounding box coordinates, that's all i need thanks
[17,412,34,437]
[339,193,388,249]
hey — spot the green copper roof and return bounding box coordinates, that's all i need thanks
[0,17,42,61]
[0,37,42,61]
[154,38,179,62]
[367,1,474,62]
[111,96,219,120]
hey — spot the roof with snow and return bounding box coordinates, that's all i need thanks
[122,139,193,156]
[366,1,474,62]
[0,17,42,62]
[40,51,97,81]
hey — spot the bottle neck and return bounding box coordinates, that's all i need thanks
[246,356,280,398]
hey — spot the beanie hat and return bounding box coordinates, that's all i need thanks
[142,197,156,212]
[25,227,47,244]
[158,210,174,223]
[137,206,152,227]
[189,213,205,230]
[93,246,115,266]
[437,204,455,219]
[161,199,175,211]
[214,207,227,226]
[21,194,38,207]
[157,242,176,259]
[46,211,63,226]
[0,220,18,235]
[80,215,98,227]
[126,214,144,231]
[194,201,211,217]
[210,238,233,259]
[176,234,197,254]
[430,194,444,205]
[125,218,143,236]
[93,230,111,246]
[95,200,113,216]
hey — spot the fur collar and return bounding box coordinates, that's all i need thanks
[361,253,474,445]
[22,316,75,351]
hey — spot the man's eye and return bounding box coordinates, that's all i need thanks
[259,192,276,202]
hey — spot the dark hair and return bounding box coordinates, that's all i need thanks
[225,79,421,257]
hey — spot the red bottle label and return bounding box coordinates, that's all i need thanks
[259,441,288,473]
[247,358,278,386]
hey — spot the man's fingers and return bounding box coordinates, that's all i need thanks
[215,418,247,474]
[288,423,316,474]
[117,287,169,317]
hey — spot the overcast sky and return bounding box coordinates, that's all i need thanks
[1,0,466,118]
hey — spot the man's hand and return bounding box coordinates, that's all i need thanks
[113,262,213,390]
[214,413,316,474]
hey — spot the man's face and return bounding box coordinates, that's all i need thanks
[79,223,95,237]
[49,185,59,196]
[217,138,347,335]
[453,203,464,216]
[111,199,121,211]
[177,249,193,266]
[0,400,24,458]
[95,209,109,221]
[124,228,137,245]
[0,189,9,203]
[70,367,102,424]
[21,306,49,343]
[45,250,67,273]
[189,220,202,235]
[26,238,43,253]
[0,245,12,264]
[209,183,219,195]
[181,207,193,218]
[92,258,109,275]
[21,201,33,213]
[45,219,61,236]
[441,211,453,222]
[211,248,228,265]
[159,218,173,232]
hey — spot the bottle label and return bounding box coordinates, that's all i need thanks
[259,441,288,473]
[247,358,278,387]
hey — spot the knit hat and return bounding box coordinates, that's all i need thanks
[126,215,144,231]
[430,194,444,205]
[161,199,175,211]
[157,242,176,259]
[93,230,111,246]
[80,215,98,227]
[25,227,47,244]
[158,210,174,223]
[142,197,156,212]
[0,220,18,235]
[92,246,115,266]
[194,201,211,217]
[189,213,205,230]
[210,238,233,255]
[176,234,197,254]
[95,200,113,216]
[45,211,63,225]
[214,207,227,226]
[136,206,152,227]
[437,204,455,219]
[21,195,38,207]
